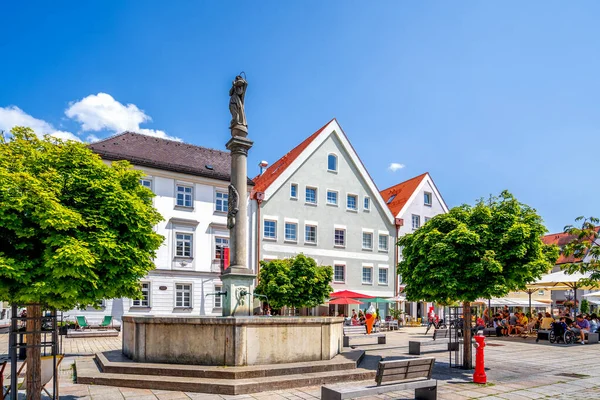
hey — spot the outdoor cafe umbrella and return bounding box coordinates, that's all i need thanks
[328,298,364,305]
[527,270,594,312]
[583,291,600,297]
[329,290,374,299]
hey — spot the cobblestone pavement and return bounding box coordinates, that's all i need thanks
[2,328,600,399]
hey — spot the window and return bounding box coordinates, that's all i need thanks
[175,283,192,308]
[306,187,317,204]
[305,225,317,244]
[387,194,396,204]
[538,290,545,296]
[140,179,152,190]
[334,228,346,247]
[378,234,389,251]
[412,214,420,230]
[424,217,431,224]
[379,268,388,285]
[264,220,277,239]
[326,190,338,205]
[290,183,298,199]
[285,222,298,242]
[214,285,222,308]
[176,185,193,207]
[347,194,357,210]
[362,232,373,250]
[176,233,193,258]
[132,282,150,307]
[364,197,370,211]
[327,154,337,172]
[424,192,432,206]
[334,265,345,283]
[362,267,373,284]
[215,191,228,212]
[215,237,229,259]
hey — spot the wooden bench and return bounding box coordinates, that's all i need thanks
[343,325,386,347]
[321,357,437,400]
[409,329,456,355]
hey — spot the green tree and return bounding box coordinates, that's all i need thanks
[255,254,333,312]
[398,191,557,368]
[0,127,164,399]
[562,216,600,286]
[580,299,590,314]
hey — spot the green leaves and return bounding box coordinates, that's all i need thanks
[0,127,164,310]
[398,191,556,304]
[255,254,333,310]
[562,216,600,285]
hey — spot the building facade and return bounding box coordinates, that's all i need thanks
[67,133,255,325]
[380,173,449,320]
[251,119,397,317]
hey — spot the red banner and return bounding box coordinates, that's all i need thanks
[223,248,230,270]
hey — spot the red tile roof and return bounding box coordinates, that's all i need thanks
[252,119,334,193]
[379,173,428,217]
[542,227,600,265]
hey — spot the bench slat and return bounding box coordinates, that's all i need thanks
[379,357,435,368]
[381,364,432,376]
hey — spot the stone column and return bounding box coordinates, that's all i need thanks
[221,130,256,317]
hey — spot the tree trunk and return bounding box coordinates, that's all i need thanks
[462,301,472,370]
[26,305,42,400]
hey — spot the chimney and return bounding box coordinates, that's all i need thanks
[259,160,269,175]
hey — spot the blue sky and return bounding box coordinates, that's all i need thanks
[1,2,598,233]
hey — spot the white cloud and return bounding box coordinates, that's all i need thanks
[388,162,405,172]
[0,106,80,141]
[65,93,181,141]
[86,134,101,143]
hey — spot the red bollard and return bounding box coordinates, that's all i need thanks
[473,333,487,384]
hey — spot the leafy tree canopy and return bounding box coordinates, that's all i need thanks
[0,127,164,310]
[398,190,558,304]
[255,254,333,309]
[562,216,600,285]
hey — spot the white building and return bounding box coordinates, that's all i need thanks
[67,132,255,325]
[379,172,449,320]
[251,119,398,317]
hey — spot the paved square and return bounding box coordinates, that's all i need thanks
[2,328,600,399]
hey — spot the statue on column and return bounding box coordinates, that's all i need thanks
[229,73,248,132]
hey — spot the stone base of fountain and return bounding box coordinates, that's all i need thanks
[122,315,344,366]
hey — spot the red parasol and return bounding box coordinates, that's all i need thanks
[329,298,364,305]
[329,290,374,299]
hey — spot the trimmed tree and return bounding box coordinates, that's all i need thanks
[562,216,600,285]
[398,191,557,368]
[255,254,333,313]
[0,127,164,399]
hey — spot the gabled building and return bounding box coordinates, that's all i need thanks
[542,228,600,311]
[68,132,256,324]
[251,119,398,317]
[380,173,449,320]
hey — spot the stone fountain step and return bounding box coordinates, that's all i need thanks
[95,349,365,379]
[76,353,380,395]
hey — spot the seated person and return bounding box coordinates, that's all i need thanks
[564,313,573,327]
[551,318,569,340]
[473,316,485,335]
[508,313,521,335]
[540,312,554,330]
[493,314,505,337]
[572,314,590,344]
[589,314,599,333]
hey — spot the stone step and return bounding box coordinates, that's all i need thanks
[76,356,379,395]
[96,350,365,379]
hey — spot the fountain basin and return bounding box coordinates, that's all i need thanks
[122,315,344,366]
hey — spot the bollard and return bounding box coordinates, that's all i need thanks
[473,331,487,384]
